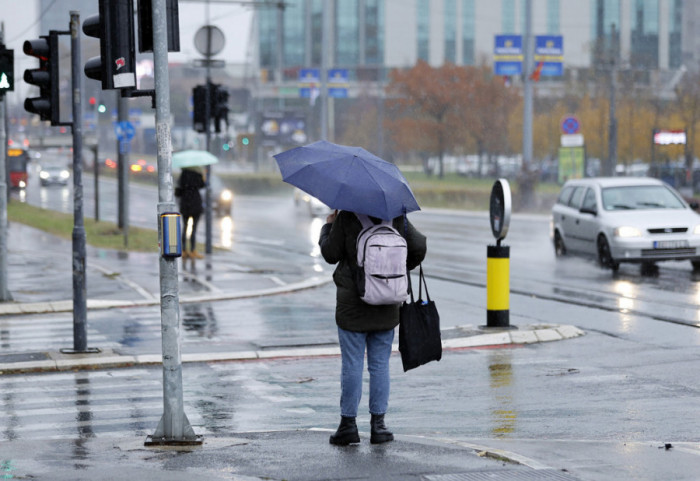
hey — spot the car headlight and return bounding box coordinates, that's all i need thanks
[219,189,233,202]
[694,225,700,235]
[39,171,49,179]
[60,170,70,179]
[614,226,642,237]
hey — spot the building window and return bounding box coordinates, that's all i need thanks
[444,0,457,63]
[336,0,360,66]
[258,8,276,70]
[591,0,621,65]
[310,0,323,67]
[365,0,384,65]
[417,0,430,61]
[669,0,682,69]
[283,0,306,73]
[502,0,516,33]
[630,0,659,69]
[461,0,475,65]
[547,0,560,34]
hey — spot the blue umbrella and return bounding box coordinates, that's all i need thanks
[274,140,420,221]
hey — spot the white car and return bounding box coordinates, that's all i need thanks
[551,177,700,271]
[293,187,333,217]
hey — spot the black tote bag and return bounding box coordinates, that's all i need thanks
[398,265,442,372]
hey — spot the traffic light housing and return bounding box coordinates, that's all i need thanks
[83,0,136,90]
[212,84,229,133]
[137,0,181,53]
[192,85,208,133]
[23,32,59,124]
[0,45,14,97]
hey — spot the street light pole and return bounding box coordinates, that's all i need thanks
[146,0,200,446]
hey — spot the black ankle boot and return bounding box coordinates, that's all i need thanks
[329,416,360,446]
[370,414,394,444]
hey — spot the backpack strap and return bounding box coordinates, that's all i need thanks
[355,213,390,228]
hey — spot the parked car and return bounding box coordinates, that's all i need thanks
[294,187,333,217]
[551,177,700,271]
[39,165,70,186]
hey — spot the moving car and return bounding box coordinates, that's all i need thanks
[551,177,700,271]
[208,174,233,217]
[294,187,333,217]
[39,165,70,186]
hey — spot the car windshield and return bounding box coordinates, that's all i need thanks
[601,185,686,211]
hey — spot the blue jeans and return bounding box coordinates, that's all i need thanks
[337,327,394,418]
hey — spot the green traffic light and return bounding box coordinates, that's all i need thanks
[242,137,249,146]
[97,104,107,113]
[222,143,230,151]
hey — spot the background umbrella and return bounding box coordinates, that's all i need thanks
[172,150,219,169]
[274,140,420,220]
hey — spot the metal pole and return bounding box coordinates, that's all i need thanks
[0,28,10,302]
[64,12,96,354]
[93,144,99,222]
[522,0,533,173]
[146,0,200,446]
[320,1,328,140]
[117,94,129,247]
[204,12,212,255]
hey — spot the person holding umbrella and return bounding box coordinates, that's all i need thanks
[175,166,206,259]
[275,141,426,445]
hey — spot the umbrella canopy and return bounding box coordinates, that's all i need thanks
[274,140,420,221]
[172,150,219,169]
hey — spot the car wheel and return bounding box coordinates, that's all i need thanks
[597,235,619,271]
[554,231,566,257]
[692,261,700,272]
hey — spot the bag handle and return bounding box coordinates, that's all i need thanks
[418,265,431,302]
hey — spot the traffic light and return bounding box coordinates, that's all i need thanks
[137,0,181,53]
[212,84,229,133]
[23,32,59,124]
[83,0,136,90]
[0,45,14,97]
[237,133,254,148]
[192,85,208,133]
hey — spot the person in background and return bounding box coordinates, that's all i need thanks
[319,209,426,445]
[175,167,206,259]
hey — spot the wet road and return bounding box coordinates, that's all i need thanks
[21,162,700,331]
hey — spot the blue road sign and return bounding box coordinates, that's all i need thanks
[328,69,348,98]
[561,116,580,134]
[494,35,523,76]
[114,121,135,142]
[535,35,564,77]
[299,68,320,84]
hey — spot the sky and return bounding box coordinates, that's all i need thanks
[0,1,254,68]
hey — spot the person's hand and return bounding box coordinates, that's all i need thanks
[326,209,338,224]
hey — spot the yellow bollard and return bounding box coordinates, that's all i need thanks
[486,244,510,327]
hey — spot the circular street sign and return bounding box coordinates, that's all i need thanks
[561,115,580,134]
[194,25,225,57]
[489,179,511,242]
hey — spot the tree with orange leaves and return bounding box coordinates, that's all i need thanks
[385,61,471,178]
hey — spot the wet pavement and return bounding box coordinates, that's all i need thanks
[2,220,700,480]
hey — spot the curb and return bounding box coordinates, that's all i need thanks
[0,274,333,316]
[0,324,585,375]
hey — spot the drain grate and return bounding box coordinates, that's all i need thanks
[423,469,581,481]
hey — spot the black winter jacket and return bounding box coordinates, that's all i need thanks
[319,210,427,332]
[176,169,205,217]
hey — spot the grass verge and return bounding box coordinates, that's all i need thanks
[8,201,159,252]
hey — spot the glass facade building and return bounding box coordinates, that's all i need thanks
[257,0,693,84]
